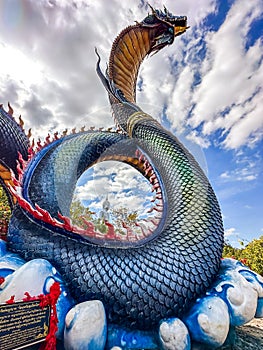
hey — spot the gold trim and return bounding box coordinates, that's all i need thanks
[127,111,153,136]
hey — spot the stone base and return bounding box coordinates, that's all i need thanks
[220,325,263,350]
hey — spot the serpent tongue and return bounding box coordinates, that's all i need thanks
[174,25,190,37]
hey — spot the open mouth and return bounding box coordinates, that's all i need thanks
[173,16,189,37]
[150,15,189,54]
[173,16,188,27]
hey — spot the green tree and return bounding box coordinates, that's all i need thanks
[70,198,94,228]
[222,242,242,260]
[110,207,139,235]
[223,236,263,276]
[241,236,263,276]
[0,186,11,235]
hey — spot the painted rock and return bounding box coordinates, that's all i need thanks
[237,265,263,318]
[212,259,258,326]
[0,239,25,276]
[0,239,7,256]
[184,296,230,348]
[0,256,74,338]
[255,298,263,318]
[159,317,191,350]
[64,300,107,350]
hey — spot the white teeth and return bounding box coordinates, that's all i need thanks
[152,182,160,190]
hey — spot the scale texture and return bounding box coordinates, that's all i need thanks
[4,8,224,329]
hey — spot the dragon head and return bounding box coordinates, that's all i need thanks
[141,5,189,54]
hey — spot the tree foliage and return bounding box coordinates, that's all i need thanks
[2,188,262,275]
[110,207,139,235]
[70,199,139,236]
[0,186,11,234]
[240,237,263,276]
[70,199,94,228]
[223,235,263,276]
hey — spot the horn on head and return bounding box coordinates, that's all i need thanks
[147,3,156,15]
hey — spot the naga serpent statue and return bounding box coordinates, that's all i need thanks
[0,7,224,330]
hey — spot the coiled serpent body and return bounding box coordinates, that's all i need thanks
[2,8,224,329]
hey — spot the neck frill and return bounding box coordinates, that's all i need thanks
[108,24,153,104]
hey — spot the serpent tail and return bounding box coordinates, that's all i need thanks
[5,7,224,329]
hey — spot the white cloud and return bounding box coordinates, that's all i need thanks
[219,150,260,182]
[74,161,154,216]
[222,87,263,148]
[225,227,237,237]
[220,170,256,182]
[1,0,261,151]
[0,0,123,134]
[224,227,245,247]
[0,43,44,85]
[188,0,263,149]
[220,172,230,180]
[185,130,210,148]
[166,65,195,133]
[0,0,262,245]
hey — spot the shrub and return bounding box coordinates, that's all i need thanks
[0,186,11,234]
[223,236,263,276]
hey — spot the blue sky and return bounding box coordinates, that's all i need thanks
[0,0,262,246]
